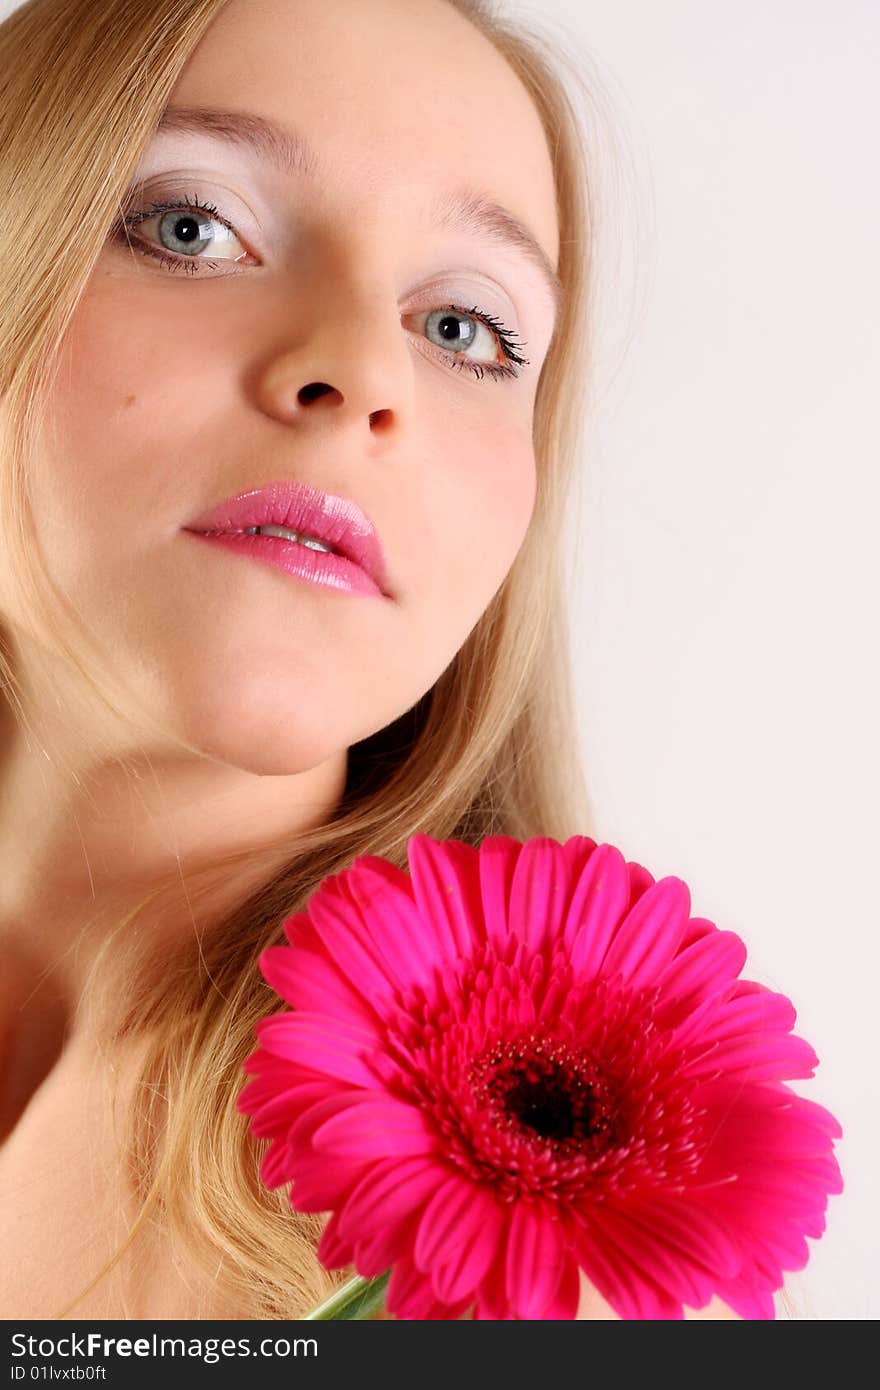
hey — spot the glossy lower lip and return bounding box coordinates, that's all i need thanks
[182,528,385,598]
[184,481,390,595]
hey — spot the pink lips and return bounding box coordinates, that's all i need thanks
[183,480,392,599]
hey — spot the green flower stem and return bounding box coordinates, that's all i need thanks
[304,1271,391,1320]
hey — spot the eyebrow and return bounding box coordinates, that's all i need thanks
[154,105,562,317]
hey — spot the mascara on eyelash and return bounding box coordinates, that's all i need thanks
[461,305,530,366]
[124,194,230,227]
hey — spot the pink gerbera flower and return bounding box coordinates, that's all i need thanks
[237,835,843,1319]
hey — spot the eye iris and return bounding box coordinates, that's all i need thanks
[438,314,465,343]
[427,309,476,351]
[159,211,212,255]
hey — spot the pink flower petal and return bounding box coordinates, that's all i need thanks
[406,835,484,961]
[279,1091,376,1207]
[542,1257,581,1319]
[241,1078,332,1138]
[561,843,631,979]
[670,979,796,1053]
[700,1082,843,1162]
[478,836,525,951]
[311,1095,437,1160]
[414,1170,487,1270]
[624,859,657,908]
[344,854,446,990]
[685,1030,818,1083]
[624,1234,708,1312]
[701,985,797,1043]
[600,876,691,989]
[799,1207,828,1239]
[387,1254,471,1320]
[255,1011,379,1088]
[240,1045,314,1083]
[573,1216,684,1319]
[472,1246,516,1319]
[285,1145,367,1212]
[258,1137,293,1190]
[712,1280,776,1320]
[706,1165,837,1215]
[504,1203,566,1318]
[560,834,598,873]
[237,1063,319,1115]
[259,943,379,1030]
[307,877,400,1003]
[316,1209,353,1269]
[620,1195,742,1280]
[430,1198,506,1305]
[507,837,570,954]
[654,929,748,1024]
[276,909,310,950]
[678,915,718,949]
[337,1156,443,1241]
[353,1208,423,1278]
[287,1088,371,1148]
[594,1205,722,1310]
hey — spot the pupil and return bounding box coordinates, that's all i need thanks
[175,216,200,244]
[438,315,462,342]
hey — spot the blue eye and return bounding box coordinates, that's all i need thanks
[112,193,530,382]
[114,194,249,272]
[418,305,529,381]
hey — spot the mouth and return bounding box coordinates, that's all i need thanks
[182,479,392,597]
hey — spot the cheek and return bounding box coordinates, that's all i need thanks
[408,414,536,654]
[27,272,230,585]
[448,417,536,588]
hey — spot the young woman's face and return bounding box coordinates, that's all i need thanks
[16,0,560,774]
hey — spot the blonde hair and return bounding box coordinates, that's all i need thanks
[1,0,796,1322]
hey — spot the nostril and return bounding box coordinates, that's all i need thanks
[298,381,336,403]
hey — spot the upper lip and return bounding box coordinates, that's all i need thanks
[183,480,392,596]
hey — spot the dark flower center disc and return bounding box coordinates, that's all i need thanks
[475,1037,615,1152]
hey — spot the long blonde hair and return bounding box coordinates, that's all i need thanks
[0,0,756,1322]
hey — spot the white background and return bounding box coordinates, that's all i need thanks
[2,0,877,1319]
[515,0,878,1319]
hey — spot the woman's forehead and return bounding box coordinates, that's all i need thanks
[166,0,559,260]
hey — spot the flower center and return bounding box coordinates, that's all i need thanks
[473,1035,615,1155]
[382,950,707,1202]
[495,1059,595,1143]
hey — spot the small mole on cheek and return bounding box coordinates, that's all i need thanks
[122,394,136,408]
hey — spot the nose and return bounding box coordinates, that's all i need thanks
[253,279,413,437]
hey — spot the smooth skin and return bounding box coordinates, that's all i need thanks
[0,0,737,1317]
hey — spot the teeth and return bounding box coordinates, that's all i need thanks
[244,524,335,554]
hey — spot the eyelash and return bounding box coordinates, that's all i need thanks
[112,194,530,383]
